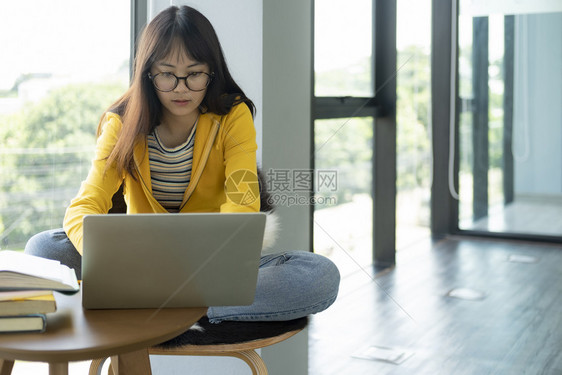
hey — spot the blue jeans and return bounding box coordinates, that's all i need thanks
[25,229,340,323]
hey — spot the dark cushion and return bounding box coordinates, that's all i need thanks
[157,316,308,347]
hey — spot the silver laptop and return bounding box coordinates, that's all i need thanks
[82,213,265,309]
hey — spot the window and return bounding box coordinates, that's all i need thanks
[0,0,131,250]
[314,0,373,97]
[313,0,375,275]
[314,0,432,271]
[314,117,373,275]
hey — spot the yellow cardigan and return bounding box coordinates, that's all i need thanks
[63,103,260,254]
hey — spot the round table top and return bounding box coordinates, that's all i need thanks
[0,290,207,362]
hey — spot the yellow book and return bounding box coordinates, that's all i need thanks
[0,290,56,316]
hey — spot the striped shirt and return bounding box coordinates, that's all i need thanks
[147,124,197,212]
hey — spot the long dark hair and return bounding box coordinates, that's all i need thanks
[101,5,255,177]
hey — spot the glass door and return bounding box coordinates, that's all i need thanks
[457,1,562,238]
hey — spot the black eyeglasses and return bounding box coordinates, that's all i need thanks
[148,71,214,92]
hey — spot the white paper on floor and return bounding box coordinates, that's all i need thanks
[352,345,414,365]
[508,254,539,264]
[446,288,487,300]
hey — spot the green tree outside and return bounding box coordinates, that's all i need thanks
[0,82,126,250]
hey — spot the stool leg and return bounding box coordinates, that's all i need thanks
[229,350,268,375]
[111,349,151,375]
[0,359,14,375]
[48,362,69,375]
[89,358,110,375]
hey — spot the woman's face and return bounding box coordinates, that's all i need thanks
[150,48,211,126]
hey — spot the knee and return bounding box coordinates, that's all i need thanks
[24,229,73,258]
[24,230,54,256]
[314,253,341,295]
[291,251,340,299]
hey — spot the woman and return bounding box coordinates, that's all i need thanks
[25,5,339,323]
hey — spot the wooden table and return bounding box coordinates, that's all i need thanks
[0,290,207,374]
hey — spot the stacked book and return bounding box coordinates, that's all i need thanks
[0,250,79,333]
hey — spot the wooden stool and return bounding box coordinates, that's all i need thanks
[89,317,308,375]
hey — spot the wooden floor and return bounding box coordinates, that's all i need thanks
[308,236,562,375]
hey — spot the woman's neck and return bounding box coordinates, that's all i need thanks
[158,112,199,148]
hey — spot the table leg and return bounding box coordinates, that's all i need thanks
[48,362,69,375]
[111,348,152,375]
[0,359,14,375]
